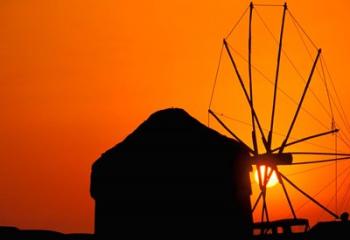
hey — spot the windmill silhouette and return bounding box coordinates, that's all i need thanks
[208,2,350,237]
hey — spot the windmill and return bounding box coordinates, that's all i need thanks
[208,1,350,236]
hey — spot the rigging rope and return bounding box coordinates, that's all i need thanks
[317,166,350,220]
[208,43,224,110]
[287,9,318,50]
[289,12,335,125]
[295,163,350,212]
[340,180,350,211]
[255,4,285,7]
[287,162,335,177]
[337,132,350,151]
[227,44,330,131]
[329,100,350,142]
[254,8,332,119]
[342,190,350,213]
[212,110,334,151]
[321,55,350,136]
[320,59,335,122]
[226,6,249,39]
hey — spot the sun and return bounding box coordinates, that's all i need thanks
[254,165,279,188]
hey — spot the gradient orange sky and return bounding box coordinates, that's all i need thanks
[1,0,350,233]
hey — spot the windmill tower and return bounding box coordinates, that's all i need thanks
[90,108,254,239]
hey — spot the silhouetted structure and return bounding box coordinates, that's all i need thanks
[1,108,348,240]
[0,226,94,240]
[252,218,310,240]
[308,220,350,240]
[90,108,253,239]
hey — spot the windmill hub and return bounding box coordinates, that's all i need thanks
[249,153,293,166]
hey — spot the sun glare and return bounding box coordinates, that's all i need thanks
[254,165,279,188]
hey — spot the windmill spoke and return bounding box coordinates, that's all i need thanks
[262,197,269,222]
[279,49,322,153]
[272,129,339,152]
[279,172,339,219]
[252,167,274,214]
[262,165,270,222]
[257,163,267,221]
[223,39,269,151]
[290,156,350,165]
[269,2,287,149]
[275,167,297,219]
[252,191,263,213]
[248,2,258,154]
[287,152,350,156]
[208,109,255,154]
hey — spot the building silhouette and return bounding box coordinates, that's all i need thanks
[90,108,253,239]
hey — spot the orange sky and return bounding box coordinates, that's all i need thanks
[1,0,350,234]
